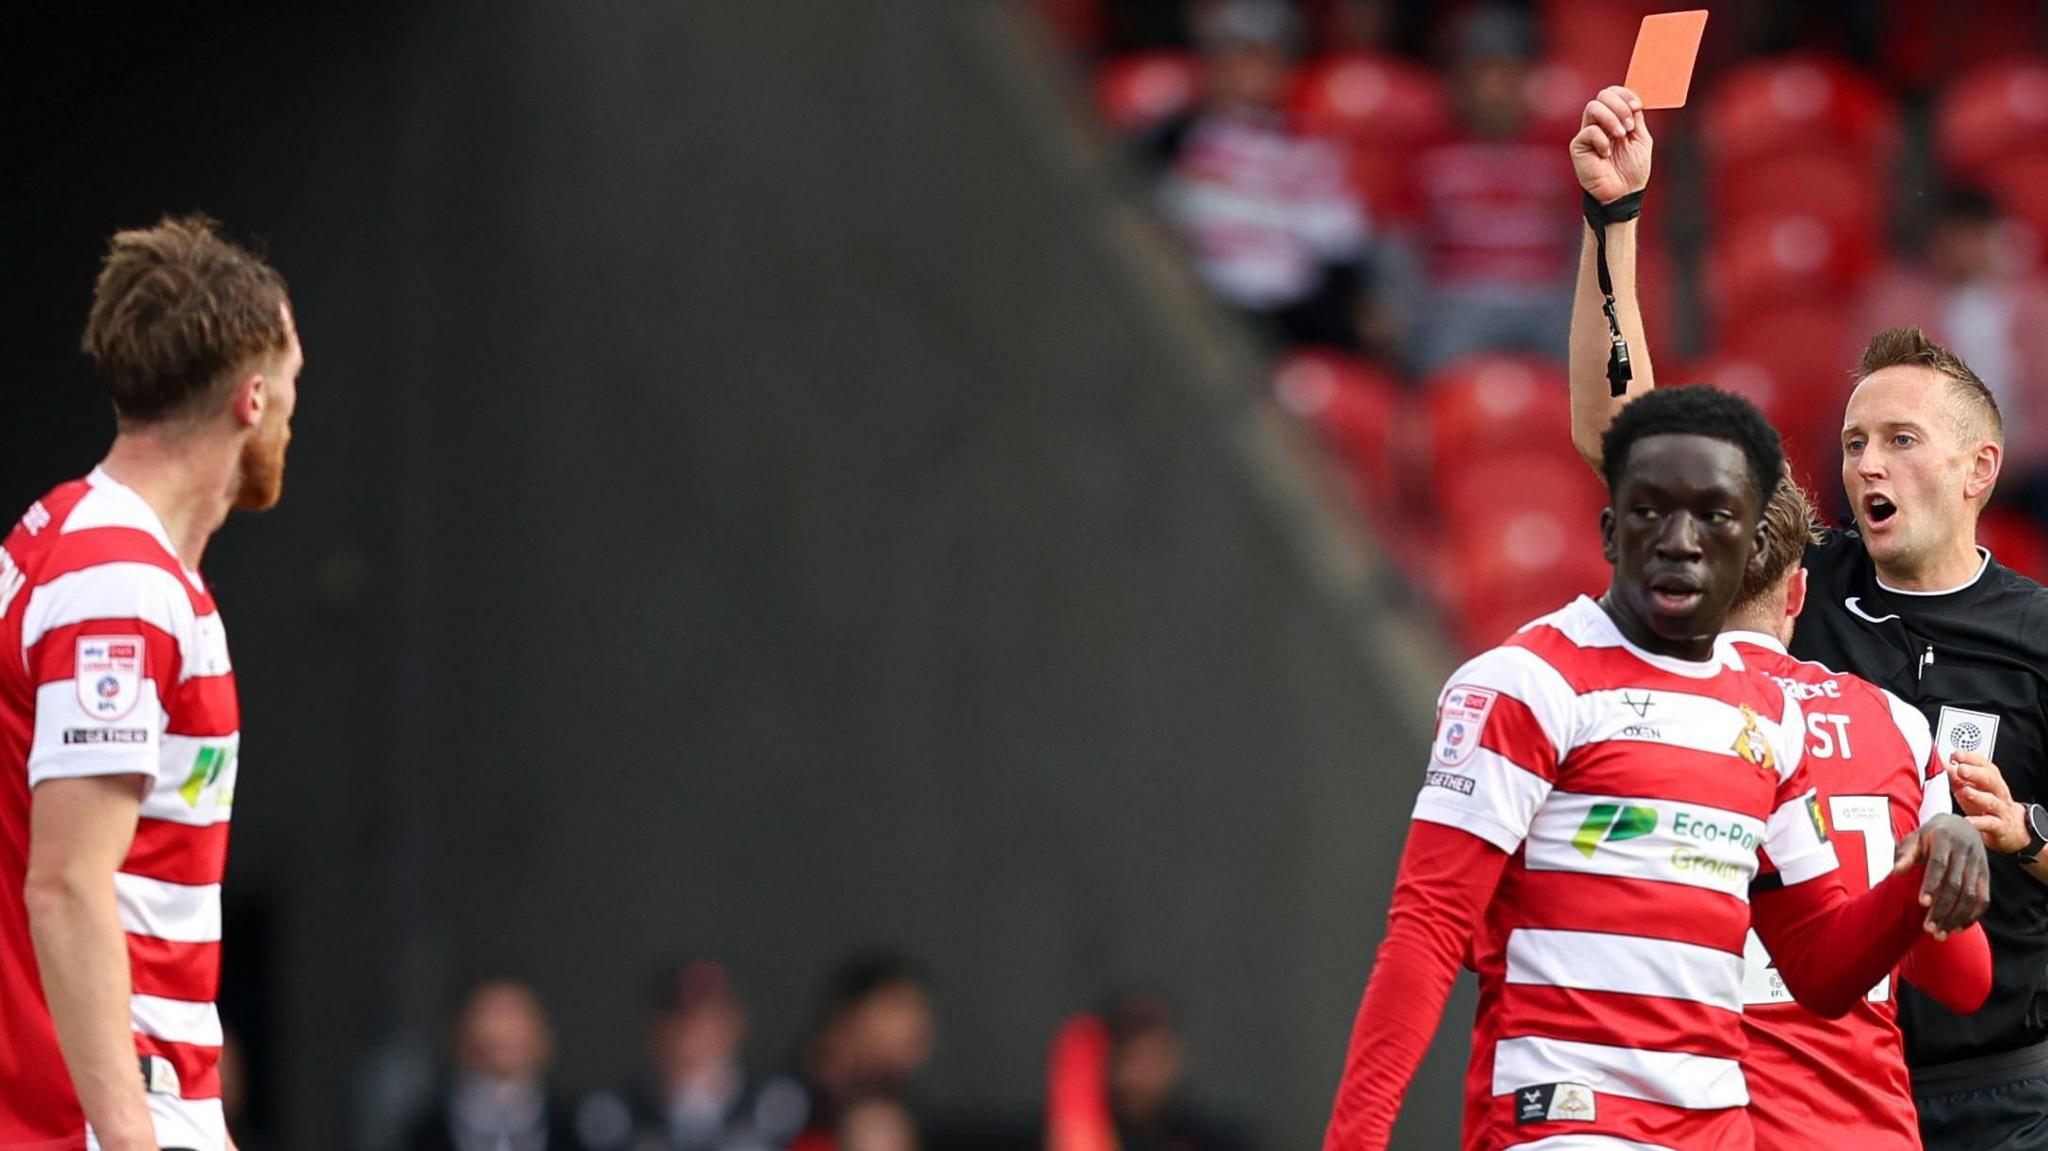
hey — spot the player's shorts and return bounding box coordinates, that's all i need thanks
[1914,1041,2048,1151]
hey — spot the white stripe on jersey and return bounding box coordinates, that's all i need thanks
[1440,645,1579,761]
[20,561,194,655]
[1505,928,1743,1012]
[1576,689,1804,784]
[115,873,221,944]
[65,475,185,568]
[26,678,164,788]
[1762,788,1836,885]
[1492,1035,1748,1110]
[1507,1130,1679,1138]
[1528,597,1742,681]
[1524,793,1767,899]
[129,993,223,1046]
[141,734,239,827]
[88,1099,229,1151]
[1412,746,1554,851]
[1882,686,1951,826]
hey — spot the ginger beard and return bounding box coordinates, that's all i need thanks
[234,416,290,511]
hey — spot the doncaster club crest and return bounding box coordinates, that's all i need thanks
[1433,685,1497,767]
[75,636,143,722]
[1732,703,1776,778]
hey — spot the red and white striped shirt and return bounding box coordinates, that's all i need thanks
[1415,598,1835,1150]
[0,469,237,1151]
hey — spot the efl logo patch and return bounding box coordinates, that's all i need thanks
[1514,1082,1596,1124]
[75,636,143,722]
[1937,707,2000,763]
[1434,685,1497,767]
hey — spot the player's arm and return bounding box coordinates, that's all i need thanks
[1568,86,1656,471]
[26,775,158,1151]
[1901,922,1993,1013]
[1948,750,2048,885]
[1327,661,1563,1150]
[1753,813,1988,1018]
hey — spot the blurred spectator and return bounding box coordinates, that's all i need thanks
[1142,0,1383,353]
[1857,187,2048,521]
[789,952,937,1151]
[576,961,807,1151]
[1409,5,1579,372]
[835,1098,921,1151]
[1104,994,1249,1151]
[406,979,587,1151]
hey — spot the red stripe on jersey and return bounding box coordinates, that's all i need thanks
[27,618,183,690]
[1554,744,1785,816]
[132,1032,222,1101]
[1497,984,1746,1061]
[1488,872,1753,956]
[126,935,221,1004]
[1473,691,1559,781]
[125,819,230,887]
[1465,1084,1750,1151]
[164,673,238,738]
[1511,624,1793,720]
[31,526,214,615]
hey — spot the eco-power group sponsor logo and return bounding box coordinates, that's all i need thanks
[1573,803,1658,858]
[1568,800,1760,891]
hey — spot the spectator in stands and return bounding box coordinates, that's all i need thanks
[1410,4,1579,372]
[788,953,936,1151]
[575,961,808,1151]
[1142,0,1382,353]
[1103,992,1250,1151]
[1858,187,2048,524]
[406,979,587,1151]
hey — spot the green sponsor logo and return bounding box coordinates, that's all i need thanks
[179,746,230,807]
[1572,803,1659,858]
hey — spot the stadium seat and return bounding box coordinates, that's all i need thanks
[1272,350,1407,516]
[1701,58,1900,178]
[1436,448,1605,526]
[1704,215,1875,328]
[1441,503,1613,653]
[1935,58,2048,182]
[1536,0,1671,88]
[1712,151,1886,246]
[1094,51,1201,135]
[1711,301,1857,479]
[1423,353,1573,493]
[1980,507,2048,583]
[1670,362,1837,494]
[1290,52,1451,222]
[1980,151,2048,247]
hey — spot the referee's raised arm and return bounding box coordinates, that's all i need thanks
[1568,85,1657,471]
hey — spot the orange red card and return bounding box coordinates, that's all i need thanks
[1624,10,1710,109]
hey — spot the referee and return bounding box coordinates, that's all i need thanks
[1565,85,2048,1150]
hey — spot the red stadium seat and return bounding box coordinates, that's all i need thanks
[1980,152,2048,248]
[1712,151,1886,246]
[1935,59,2048,182]
[1536,0,1671,89]
[1701,58,1900,178]
[1423,354,1573,492]
[1711,301,1858,479]
[1094,52,1201,135]
[1669,362,1837,492]
[1273,350,1408,515]
[1441,501,1613,653]
[1980,507,2048,583]
[1705,215,1875,328]
[1291,53,1451,222]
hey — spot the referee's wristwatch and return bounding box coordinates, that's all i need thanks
[2015,803,2048,865]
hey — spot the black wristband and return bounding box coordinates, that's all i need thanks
[1582,189,1645,229]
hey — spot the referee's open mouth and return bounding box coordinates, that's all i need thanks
[1863,492,1899,530]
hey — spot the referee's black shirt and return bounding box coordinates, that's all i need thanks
[1794,530,2048,1068]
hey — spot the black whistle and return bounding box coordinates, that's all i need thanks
[1607,337,1632,397]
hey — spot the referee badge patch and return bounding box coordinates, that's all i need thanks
[1433,685,1497,767]
[75,636,143,722]
[1936,706,2000,763]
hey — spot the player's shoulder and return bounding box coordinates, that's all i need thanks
[11,475,210,622]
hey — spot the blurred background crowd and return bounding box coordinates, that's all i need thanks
[1044,0,2048,650]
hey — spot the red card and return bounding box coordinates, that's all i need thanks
[1624,10,1709,109]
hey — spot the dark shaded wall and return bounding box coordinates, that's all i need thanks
[4,3,1467,1147]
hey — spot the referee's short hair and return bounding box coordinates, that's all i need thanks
[1859,326,2004,447]
[1599,386,1785,511]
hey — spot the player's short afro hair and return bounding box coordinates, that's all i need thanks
[1600,386,1784,509]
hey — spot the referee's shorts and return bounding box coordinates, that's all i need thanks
[1915,1041,2048,1151]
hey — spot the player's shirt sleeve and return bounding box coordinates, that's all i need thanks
[1409,647,1572,852]
[21,561,187,786]
[1881,687,1950,825]
[1755,691,1839,889]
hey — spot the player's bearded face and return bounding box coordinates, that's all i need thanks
[234,312,301,512]
[1601,434,1762,656]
